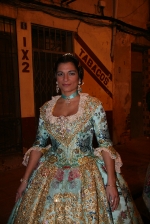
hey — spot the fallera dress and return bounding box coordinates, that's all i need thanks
[8,93,143,224]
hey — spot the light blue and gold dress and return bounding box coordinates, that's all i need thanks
[8,94,143,224]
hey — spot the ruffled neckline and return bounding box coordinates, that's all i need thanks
[45,93,89,123]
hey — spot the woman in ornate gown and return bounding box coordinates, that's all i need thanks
[8,54,143,224]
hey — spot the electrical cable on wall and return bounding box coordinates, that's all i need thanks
[1,0,150,40]
[118,0,147,19]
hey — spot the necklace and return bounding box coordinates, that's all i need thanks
[61,90,79,104]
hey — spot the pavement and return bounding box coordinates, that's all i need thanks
[0,136,150,223]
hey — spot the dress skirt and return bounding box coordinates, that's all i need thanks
[8,155,143,224]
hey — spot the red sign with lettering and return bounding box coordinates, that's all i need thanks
[22,37,30,73]
[74,34,112,98]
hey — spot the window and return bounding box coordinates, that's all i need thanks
[32,25,74,122]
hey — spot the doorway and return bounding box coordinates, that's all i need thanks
[0,17,22,153]
[130,72,143,138]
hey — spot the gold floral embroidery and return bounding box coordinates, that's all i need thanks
[14,163,57,224]
[43,193,84,223]
[14,159,113,224]
[79,159,112,223]
[78,156,95,165]
[40,95,100,147]
[13,158,142,224]
[40,148,48,154]
[47,155,58,164]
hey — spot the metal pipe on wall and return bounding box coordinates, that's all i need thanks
[110,0,118,62]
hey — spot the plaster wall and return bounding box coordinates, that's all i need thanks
[113,32,131,143]
[42,0,113,16]
[0,3,113,114]
[110,0,150,143]
[117,0,149,29]
[113,34,150,143]
[41,0,149,28]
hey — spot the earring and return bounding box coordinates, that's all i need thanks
[56,81,59,93]
[78,80,82,93]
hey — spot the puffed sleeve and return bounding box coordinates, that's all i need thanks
[92,102,123,173]
[22,117,51,166]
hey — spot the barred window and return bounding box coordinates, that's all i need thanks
[32,24,74,123]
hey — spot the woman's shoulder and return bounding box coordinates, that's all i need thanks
[39,96,60,120]
[40,96,61,121]
[80,93,103,116]
[82,93,102,106]
[40,95,60,110]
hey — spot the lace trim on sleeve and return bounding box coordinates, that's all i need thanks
[94,146,123,173]
[22,144,51,166]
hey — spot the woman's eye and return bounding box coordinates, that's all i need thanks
[68,71,76,75]
[57,72,63,76]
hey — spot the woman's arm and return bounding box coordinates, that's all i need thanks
[102,151,116,185]
[16,117,49,202]
[22,150,43,180]
[16,150,42,201]
[102,150,119,211]
[92,101,121,210]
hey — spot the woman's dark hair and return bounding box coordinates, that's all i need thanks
[54,53,84,83]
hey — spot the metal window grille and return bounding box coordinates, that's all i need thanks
[0,17,22,153]
[32,24,74,123]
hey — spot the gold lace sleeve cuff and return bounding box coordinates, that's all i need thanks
[94,146,123,173]
[22,144,51,166]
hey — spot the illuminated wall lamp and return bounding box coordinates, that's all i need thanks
[97,0,106,16]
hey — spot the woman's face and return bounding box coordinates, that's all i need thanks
[56,62,79,95]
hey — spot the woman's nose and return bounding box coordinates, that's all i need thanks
[63,73,69,81]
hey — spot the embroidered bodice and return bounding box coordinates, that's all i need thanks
[23,93,122,172]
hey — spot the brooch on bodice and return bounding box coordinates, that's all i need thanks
[56,116,70,138]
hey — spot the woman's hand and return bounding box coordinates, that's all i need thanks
[106,185,120,212]
[15,150,42,202]
[15,182,27,202]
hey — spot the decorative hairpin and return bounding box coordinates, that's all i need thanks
[63,53,74,57]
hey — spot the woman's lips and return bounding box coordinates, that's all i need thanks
[62,84,71,86]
